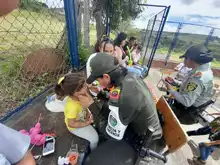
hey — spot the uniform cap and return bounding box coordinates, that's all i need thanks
[179,44,213,64]
[86,53,119,84]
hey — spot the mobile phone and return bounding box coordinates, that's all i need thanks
[42,136,55,156]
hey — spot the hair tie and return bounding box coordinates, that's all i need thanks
[58,76,65,85]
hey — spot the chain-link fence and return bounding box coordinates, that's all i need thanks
[157,21,220,68]
[0,0,69,119]
[137,4,170,75]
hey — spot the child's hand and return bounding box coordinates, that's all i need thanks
[86,117,94,125]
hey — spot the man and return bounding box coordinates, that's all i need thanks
[0,0,36,164]
[78,53,162,165]
[163,44,214,119]
[123,36,137,54]
[187,117,220,165]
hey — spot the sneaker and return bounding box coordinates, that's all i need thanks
[193,158,206,165]
[45,94,67,112]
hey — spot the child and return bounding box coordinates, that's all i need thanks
[132,45,142,65]
[188,117,220,164]
[55,73,99,151]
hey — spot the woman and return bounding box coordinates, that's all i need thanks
[114,32,129,67]
[87,37,115,79]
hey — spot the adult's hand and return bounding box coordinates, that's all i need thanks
[165,76,174,83]
[89,85,100,94]
[78,92,94,109]
[162,79,173,91]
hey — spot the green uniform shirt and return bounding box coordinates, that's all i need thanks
[108,73,161,137]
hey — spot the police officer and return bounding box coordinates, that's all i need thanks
[163,44,214,119]
[78,53,162,165]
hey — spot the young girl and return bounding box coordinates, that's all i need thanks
[55,73,99,151]
[132,45,142,65]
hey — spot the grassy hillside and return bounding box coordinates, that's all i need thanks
[157,31,220,67]
[137,29,220,68]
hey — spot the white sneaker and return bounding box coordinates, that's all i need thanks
[45,94,67,112]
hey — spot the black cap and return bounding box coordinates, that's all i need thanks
[86,53,119,84]
[179,44,213,64]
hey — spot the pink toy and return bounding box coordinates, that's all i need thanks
[19,113,46,146]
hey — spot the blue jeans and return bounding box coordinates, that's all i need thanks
[199,143,217,161]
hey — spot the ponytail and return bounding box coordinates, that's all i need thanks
[54,73,86,97]
[54,84,65,97]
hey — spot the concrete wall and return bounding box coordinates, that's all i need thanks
[151,60,220,77]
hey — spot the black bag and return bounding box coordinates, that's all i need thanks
[209,131,220,141]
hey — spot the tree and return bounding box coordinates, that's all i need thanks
[92,0,143,40]
[83,0,90,47]
[20,0,48,11]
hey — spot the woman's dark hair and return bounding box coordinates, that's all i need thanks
[103,39,114,52]
[114,32,127,46]
[94,36,113,52]
[129,36,136,42]
[55,73,85,97]
[137,45,142,51]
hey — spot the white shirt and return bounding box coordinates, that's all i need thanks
[175,63,192,81]
[86,53,97,78]
[132,50,141,63]
[86,53,99,96]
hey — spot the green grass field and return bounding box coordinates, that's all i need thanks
[0,9,65,59]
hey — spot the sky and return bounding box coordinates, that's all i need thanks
[43,0,220,35]
[135,0,220,35]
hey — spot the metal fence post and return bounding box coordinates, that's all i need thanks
[64,0,79,69]
[164,22,183,66]
[142,16,157,66]
[205,28,215,47]
[146,6,171,75]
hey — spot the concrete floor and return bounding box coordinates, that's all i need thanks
[146,68,220,165]
[2,68,220,165]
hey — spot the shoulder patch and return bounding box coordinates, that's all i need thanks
[186,82,198,92]
[194,72,203,78]
[109,88,121,104]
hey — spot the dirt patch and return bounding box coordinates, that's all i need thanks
[22,48,65,77]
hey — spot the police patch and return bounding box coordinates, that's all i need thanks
[186,82,198,92]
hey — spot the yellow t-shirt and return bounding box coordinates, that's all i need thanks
[64,97,86,131]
